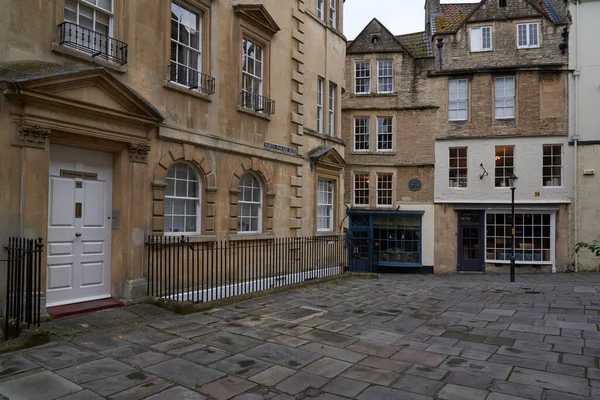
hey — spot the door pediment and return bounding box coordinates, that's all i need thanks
[308,146,346,172]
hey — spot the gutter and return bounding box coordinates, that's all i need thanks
[573,0,581,272]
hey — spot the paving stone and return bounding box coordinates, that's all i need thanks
[243,343,322,369]
[512,340,553,352]
[230,385,279,400]
[200,376,256,400]
[345,340,400,358]
[588,367,600,380]
[145,385,207,400]
[184,346,231,365]
[179,326,220,339]
[83,370,155,396]
[552,344,583,354]
[562,353,596,367]
[488,355,548,370]
[109,378,174,400]
[486,393,529,400]
[392,374,444,396]
[481,309,516,317]
[243,328,280,341]
[391,348,447,367]
[72,333,131,352]
[491,380,544,400]
[318,321,353,333]
[439,357,512,380]
[442,331,486,343]
[484,336,516,347]
[560,329,583,339]
[359,356,411,373]
[436,383,488,400]
[269,307,324,322]
[24,344,102,370]
[259,320,313,337]
[405,364,449,380]
[57,358,133,383]
[499,331,545,342]
[249,365,296,386]
[460,349,492,361]
[496,346,559,363]
[101,343,148,358]
[210,354,272,378]
[545,362,586,377]
[120,326,176,346]
[121,351,172,368]
[443,371,493,390]
[302,357,352,378]
[321,376,370,398]
[275,371,329,395]
[299,342,367,363]
[56,389,105,400]
[356,385,432,400]
[392,339,431,350]
[144,358,225,389]
[268,335,309,348]
[0,353,40,377]
[193,332,263,353]
[0,371,82,400]
[454,340,499,353]
[298,330,359,348]
[508,367,590,396]
[545,335,585,347]
[341,364,399,386]
[427,337,459,347]
[426,344,462,356]
[543,390,592,400]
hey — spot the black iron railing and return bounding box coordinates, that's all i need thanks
[146,235,347,302]
[169,63,215,95]
[2,237,44,340]
[58,22,128,65]
[240,91,275,115]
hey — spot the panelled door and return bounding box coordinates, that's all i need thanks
[457,211,485,272]
[47,145,113,307]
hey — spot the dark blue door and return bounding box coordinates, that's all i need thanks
[350,231,371,272]
[457,212,485,272]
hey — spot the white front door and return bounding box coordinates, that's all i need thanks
[47,145,113,307]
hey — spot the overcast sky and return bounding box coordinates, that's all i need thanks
[343,0,480,40]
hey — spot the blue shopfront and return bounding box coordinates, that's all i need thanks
[348,211,424,272]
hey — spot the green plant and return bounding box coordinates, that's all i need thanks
[575,240,600,257]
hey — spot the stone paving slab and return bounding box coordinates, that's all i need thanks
[2,273,600,399]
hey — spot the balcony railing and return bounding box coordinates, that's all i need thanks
[240,91,275,116]
[169,63,215,95]
[58,22,128,65]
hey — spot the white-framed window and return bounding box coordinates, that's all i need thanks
[353,173,369,206]
[355,61,371,94]
[377,117,393,152]
[543,145,562,187]
[64,0,113,36]
[317,178,334,231]
[317,77,324,134]
[495,146,514,187]
[517,23,540,49]
[449,79,468,121]
[486,212,553,263]
[377,173,393,207]
[241,38,264,109]
[316,0,324,20]
[354,117,370,151]
[328,83,335,137]
[164,163,201,235]
[377,60,393,93]
[495,76,515,119]
[449,147,468,188]
[329,0,337,28]
[238,173,262,233]
[470,26,492,52]
[170,1,202,88]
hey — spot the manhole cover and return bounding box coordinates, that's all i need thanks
[268,306,324,323]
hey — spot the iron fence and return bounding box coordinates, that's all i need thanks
[2,237,44,340]
[146,235,347,302]
[169,63,216,95]
[240,91,275,115]
[58,22,128,65]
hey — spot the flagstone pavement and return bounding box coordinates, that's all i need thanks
[2,273,600,399]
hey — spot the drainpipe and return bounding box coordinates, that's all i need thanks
[437,38,444,72]
[573,0,580,272]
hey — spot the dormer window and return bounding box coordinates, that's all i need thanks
[470,26,492,52]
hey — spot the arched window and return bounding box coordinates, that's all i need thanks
[238,173,262,233]
[164,163,201,235]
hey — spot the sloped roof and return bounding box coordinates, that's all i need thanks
[396,32,433,58]
[432,3,477,34]
[533,0,568,23]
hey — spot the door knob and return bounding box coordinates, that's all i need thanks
[75,232,82,237]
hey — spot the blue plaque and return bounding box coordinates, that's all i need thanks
[408,178,422,191]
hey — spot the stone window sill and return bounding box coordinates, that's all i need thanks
[350,151,397,156]
[164,80,212,102]
[237,106,272,121]
[304,129,345,145]
[228,232,275,241]
[352,92,397,98]
[51,43,127,73]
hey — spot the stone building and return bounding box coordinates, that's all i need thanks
[0,0,346,307]
[569,0,600,271]
[344,0,571,273]
[343,19,438,272]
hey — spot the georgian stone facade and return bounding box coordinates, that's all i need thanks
[0,0,346,304]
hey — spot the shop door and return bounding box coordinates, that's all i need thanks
[350,231,371,273]
[457,212,484,272]
[47,145,113,307]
